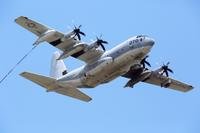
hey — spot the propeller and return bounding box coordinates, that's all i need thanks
[73,25,86,40]
[140,55,151,69]
[95,36,108,51]
[161,62,173,77]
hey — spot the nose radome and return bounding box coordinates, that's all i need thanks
[148,38,155,46]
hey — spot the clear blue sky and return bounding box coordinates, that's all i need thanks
[1,0,200,133]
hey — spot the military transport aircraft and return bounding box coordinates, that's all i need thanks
[15,16,193,102]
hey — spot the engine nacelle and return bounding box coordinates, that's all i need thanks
[57,43,86,60]
[139,71,152,81]
[87,41,98,50]
[61,31,75,42]
[33,30,56,45]
[161,78,172,88]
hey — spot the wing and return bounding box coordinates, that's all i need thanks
[15,16,103,63]
[15,16,62,37]
[20,72,92,102]
[143,71,193,92]
[15,16,78,51]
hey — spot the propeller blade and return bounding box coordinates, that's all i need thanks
[142,63,145,68]
[166,62,170,66]
[94,36,108,51]
[145,55,149,59]
[101,40,108,44]
[77,33,81,40]
[140,55,151,68]
[72,25,86,40]
[79,31,86,36]
[100,44,106,51]
[165,70,169,77]
[161,62,173,77]
[144,60,151,67]
[167,68,173,73]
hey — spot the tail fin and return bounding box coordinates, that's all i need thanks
[50,51,67,79]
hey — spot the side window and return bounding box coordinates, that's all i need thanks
[129,40,133,45]
[129,40,135,49]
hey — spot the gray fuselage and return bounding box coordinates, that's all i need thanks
[58,35,154,88]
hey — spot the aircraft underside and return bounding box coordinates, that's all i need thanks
[79,47,149,88]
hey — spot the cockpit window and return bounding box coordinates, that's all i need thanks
[136,35,142,38]
[136,35,148,38]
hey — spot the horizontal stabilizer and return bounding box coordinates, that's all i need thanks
[20,72,92,102]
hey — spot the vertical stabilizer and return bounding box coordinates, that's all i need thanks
[50,51,67,79]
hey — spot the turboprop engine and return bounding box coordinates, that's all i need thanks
[33,30,56,45]
[33,25,86,45]
[57,43,86,60]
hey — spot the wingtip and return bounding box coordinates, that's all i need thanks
[19,71,27,76]
[19,72,31,78]
[85,97,92,102]
[14,17,19,22]
[14,16,28,22]
[189,85,194,90]
[89,97,92,102]
[183,85,194,92]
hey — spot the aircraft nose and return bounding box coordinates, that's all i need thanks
[147,38,155,46]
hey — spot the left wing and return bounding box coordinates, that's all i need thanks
[15,16,78,51]
[15,16,49,36]
[15,16,104,63]
[143,71,193,92]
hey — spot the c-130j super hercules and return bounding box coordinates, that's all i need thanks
[15,16,193,102]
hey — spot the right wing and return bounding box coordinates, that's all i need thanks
[20,72,92,102]
[143,71,193,92]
